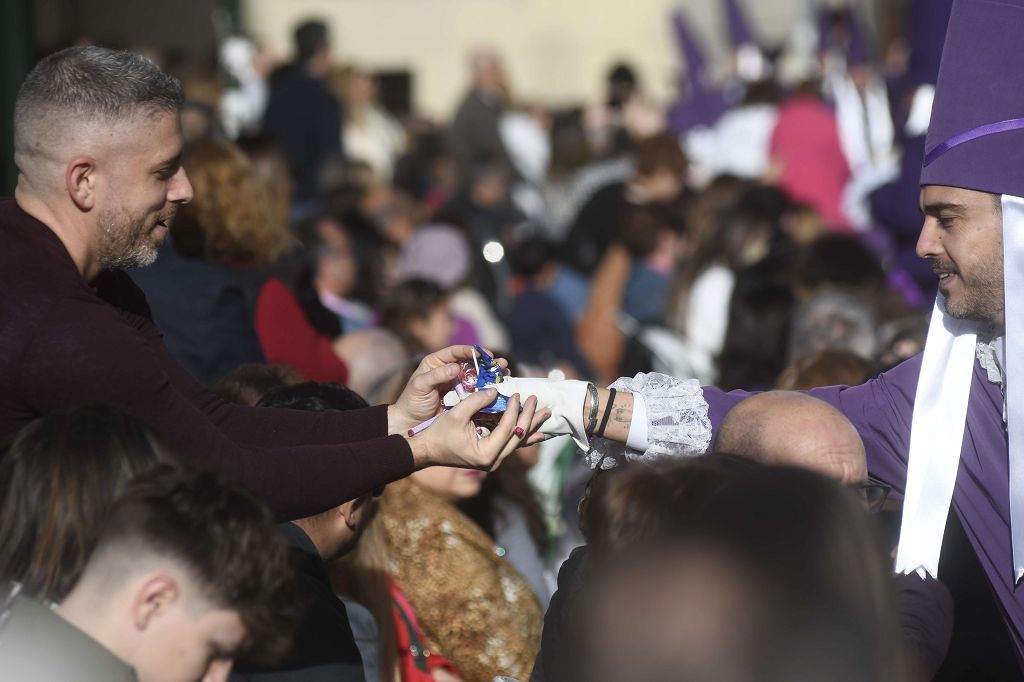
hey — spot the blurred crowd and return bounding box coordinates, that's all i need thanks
[7,0,1017,680]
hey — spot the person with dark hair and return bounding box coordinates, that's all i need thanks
[252,209,382,385]
[664,197,779,384]
[231,383,379,682]
[561,132,687,275]
[606,62,639,111]
[368,464,543,682]
[263,19,343,211]
[794,232,886,295]
[396,223,509,350]
[457,452,551,606]
[616,203,687,326]
[259,381,371,414]
[380,279,456,355]
[715,266,797,392]
[1,46,548,524]
[392,128,460,214]
[531,456,758,682]
[505,237,591,376]
[0,405,170,603]
[578,466,907,682]
[208,363,303,406]
[0,465,297,682]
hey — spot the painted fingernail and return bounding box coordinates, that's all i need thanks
[514,427,525,437]
[476,427,485,436]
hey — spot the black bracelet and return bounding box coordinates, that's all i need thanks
[586,383,599,435]
[596,388,617,438]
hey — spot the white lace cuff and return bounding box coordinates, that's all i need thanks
[585,372,713,469]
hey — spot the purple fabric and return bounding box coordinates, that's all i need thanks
[919,0,1024,197]
[816,6,870,67]
[846,11,870,67]
[723,0,757,49]
[450,315,481,346]
[924,118,1024,168]
[895,573,954,678]
[668,9,729,134]
[906,0,953,86]
[667,91,730,136]
[398,224,471,290]
[671,10,711,91]
[870,134,937,302]
[703,354,1024,667]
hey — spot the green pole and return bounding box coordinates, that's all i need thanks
[0,0,33,196]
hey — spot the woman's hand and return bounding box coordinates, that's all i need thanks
[387,345,507,435]
[406,389,549,471]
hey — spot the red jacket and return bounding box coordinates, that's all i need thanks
[255,277,349,383]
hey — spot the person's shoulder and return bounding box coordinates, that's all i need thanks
[0,592,136,682]
[93,269,153,320]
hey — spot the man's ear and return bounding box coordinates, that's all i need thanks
[337,500,359,530]
[66,156,98,212]
[131,574,180,631]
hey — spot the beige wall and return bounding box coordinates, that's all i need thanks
[244,0,803,119]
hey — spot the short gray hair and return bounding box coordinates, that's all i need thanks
[14,46,183,153]
[788,290,877,364]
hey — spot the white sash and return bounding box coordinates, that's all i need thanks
[1001,195,1024,582]
[895,296,977,579]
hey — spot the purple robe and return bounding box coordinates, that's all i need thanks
[704,353,1024,663]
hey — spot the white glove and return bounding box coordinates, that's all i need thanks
[491,377,591,451]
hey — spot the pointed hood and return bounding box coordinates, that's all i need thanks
[919,0,1024,197]
[724,0,758,49]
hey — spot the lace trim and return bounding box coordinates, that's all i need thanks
[587,372,712,469]
[976,335,1004,388]
[975,333,1007,424]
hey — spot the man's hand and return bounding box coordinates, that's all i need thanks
[387,345,506,435]
[406,389,549,471]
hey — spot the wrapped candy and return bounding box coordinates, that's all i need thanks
[468,345,509,425]
[409,346,513,436]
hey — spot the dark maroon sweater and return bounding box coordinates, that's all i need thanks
[0,199,414,520]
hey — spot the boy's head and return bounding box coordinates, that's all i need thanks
[58,465,296,682]
[257,382,379,562]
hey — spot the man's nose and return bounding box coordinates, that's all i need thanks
[916,219,942,260]
[168,166,193,205]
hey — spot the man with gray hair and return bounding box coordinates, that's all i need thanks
[0,47,546,521]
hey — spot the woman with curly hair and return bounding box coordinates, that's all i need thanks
[130,135,292,383]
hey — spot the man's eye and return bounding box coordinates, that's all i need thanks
[938,216,956,229]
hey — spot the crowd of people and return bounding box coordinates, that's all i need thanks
[4,0,1024,679]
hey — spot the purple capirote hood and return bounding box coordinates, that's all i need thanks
[919,0,1024,197]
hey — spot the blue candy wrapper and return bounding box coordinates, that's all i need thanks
[473,345,509,414]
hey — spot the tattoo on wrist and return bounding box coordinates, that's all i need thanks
[612,405,630,425]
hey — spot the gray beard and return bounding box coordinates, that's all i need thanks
[97,208,160,270]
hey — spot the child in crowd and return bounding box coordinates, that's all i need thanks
[380,279,456,355]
